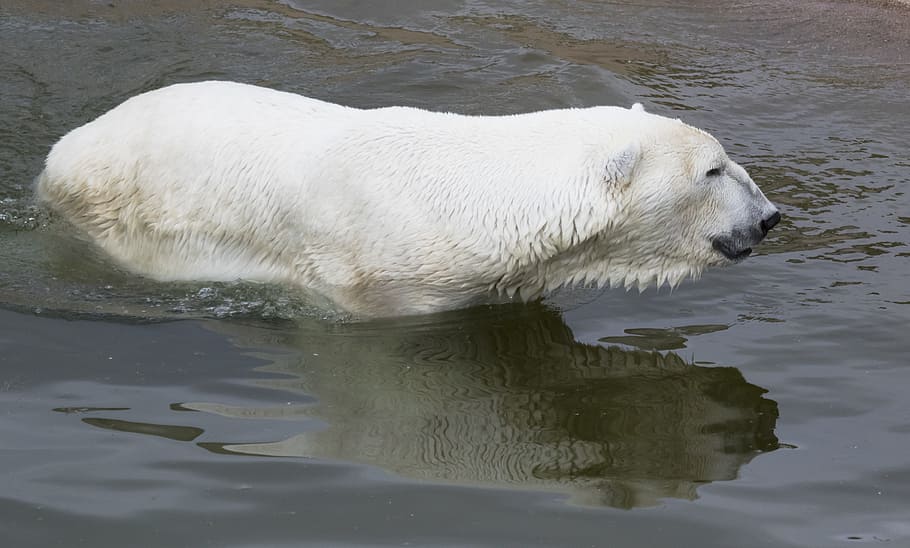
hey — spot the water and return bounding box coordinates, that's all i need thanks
[1,1,908,546]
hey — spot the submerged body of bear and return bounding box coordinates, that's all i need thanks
[37,81,779,316]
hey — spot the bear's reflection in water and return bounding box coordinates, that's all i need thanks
[194,304,779,508]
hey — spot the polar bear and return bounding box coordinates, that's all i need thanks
[37,81,780,317]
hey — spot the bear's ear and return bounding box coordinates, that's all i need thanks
[631,102,646,113]
[604,142,640,186]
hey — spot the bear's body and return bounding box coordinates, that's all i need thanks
[38,81,779,316]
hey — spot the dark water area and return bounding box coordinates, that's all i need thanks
[1,1,909,546]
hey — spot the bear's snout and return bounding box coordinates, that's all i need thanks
[712,207,779,263]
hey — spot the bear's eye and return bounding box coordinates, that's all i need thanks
[705,167,723,178]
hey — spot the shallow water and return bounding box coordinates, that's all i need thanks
[1,1,909,546]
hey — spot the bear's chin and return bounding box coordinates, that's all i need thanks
[711,238,753,263]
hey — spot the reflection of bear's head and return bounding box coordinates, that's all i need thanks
[200,304,779,508]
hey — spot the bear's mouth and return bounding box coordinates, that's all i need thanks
[712,238,752,262]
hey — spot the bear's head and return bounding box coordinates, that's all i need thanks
[585,105,780,290]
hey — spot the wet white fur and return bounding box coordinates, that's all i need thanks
[37,81,776,317]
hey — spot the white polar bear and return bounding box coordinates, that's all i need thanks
[37,81,780,317]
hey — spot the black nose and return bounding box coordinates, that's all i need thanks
[760,211,781,236]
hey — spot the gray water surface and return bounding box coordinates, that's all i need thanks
[1,1,909,546]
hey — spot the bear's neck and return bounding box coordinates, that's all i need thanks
[485,207,704,301]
